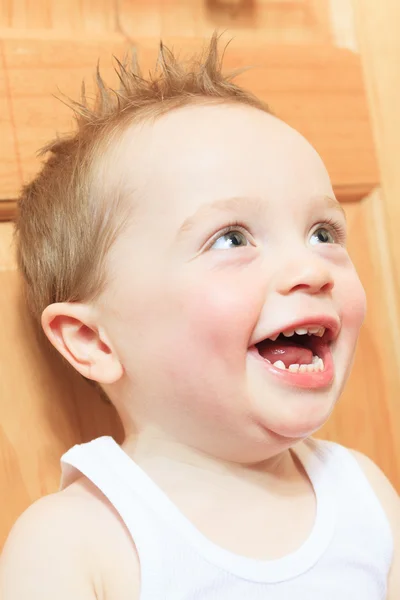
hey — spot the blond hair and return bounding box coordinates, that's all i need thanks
[13,33,271,396]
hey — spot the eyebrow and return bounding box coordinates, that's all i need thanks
[175,196,266,239]
[175,193,346,240]
[318,195,347,220]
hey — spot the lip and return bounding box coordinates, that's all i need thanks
[253,315,341,346]
[248,340,334,389]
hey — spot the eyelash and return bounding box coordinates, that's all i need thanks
[205,220,251,249]
[204,216,347,250]
[312,217,347,245]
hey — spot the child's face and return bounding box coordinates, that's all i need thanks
[100,103,366,460]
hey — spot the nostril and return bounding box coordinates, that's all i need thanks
[290,283,330,294]
[321,281,334,294]
[289,279,334,295]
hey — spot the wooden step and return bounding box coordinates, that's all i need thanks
[0,37,378,219]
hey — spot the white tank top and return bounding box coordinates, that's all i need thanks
[60,436,393,599]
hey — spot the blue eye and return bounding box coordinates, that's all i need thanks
[310,226,336,245]
[211,229,249,250]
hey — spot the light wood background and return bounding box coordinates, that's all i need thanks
[0,0,399,549]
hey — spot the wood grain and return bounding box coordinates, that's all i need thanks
[0,43,22,199]
[352,0,400,327]
[0,37,379,214]
[0,0,333,44]
[0,0,116,33]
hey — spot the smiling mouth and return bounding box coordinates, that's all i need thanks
[249,322,338,389]
[256,325,328,372]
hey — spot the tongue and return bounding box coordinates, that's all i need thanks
[257,339,313,368]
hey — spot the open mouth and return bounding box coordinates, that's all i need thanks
[256,325,329,373]
[249,320,338,389]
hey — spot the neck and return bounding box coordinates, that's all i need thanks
[122,425,301,492]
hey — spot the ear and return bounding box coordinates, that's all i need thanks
[41,302,123,384]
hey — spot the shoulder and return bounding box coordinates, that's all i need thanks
[0,477,140,600]
[316,439,399,536]
[351,449,400,598]
[0,487,98,599]
[308,439,399,595]
[350,449,399,522]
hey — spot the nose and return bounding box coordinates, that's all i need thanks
[275,253,334,297]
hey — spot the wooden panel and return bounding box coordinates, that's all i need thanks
[118,0,333,44]
[352,0,400,321]
[0,38,126,204]
[0,37,379,215]
[0,0,333,44]
[0,41,21,200]
[0,0,116,34]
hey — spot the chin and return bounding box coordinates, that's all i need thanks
[254,389,337,441]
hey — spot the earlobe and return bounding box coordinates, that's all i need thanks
[40,302,123,384]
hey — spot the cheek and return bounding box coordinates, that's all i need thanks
[339,270,367,334]
[181,271,264,354]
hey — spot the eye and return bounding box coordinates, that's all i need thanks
[310,227,335,245]
[210,228,249,250]
[310,220,345,246]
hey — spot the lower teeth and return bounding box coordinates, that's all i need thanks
[272,356,324,372]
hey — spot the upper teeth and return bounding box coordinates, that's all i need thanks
[269,326,325,341]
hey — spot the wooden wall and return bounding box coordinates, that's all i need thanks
[0,0,336,43]
[0,0,399,548]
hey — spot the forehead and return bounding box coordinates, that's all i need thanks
[113,103,334,223]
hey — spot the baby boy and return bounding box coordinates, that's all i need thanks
[1,35,399,599]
